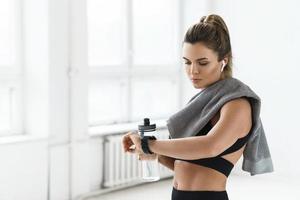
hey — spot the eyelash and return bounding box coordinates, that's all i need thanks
[184,62,208,66]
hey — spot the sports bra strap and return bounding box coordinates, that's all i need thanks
[217,131,252,157]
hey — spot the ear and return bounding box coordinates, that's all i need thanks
[222,57,228,66]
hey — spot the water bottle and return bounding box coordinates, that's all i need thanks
[138,118,160,182]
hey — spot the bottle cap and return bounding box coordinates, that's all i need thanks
[138,118,156,132]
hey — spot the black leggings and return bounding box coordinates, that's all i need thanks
[172,187,229,200]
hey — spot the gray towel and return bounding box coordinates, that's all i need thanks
[166,77,274,176]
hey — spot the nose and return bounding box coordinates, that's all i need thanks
[190,63,199,74]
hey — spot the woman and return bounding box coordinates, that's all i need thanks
[123,14,252,200]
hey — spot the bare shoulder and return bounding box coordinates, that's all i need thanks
[220,97,252,136]
[221,97,251,113]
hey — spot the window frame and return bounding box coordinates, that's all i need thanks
[87,0,184,128]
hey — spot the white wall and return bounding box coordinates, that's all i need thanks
[208,0,300,179]
[48,0,70,199]
[0,141,48,199]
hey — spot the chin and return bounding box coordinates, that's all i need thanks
[192,84,204,89]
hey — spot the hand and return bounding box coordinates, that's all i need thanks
[122,131,143,154]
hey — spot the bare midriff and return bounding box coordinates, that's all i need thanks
[172,146,245,191]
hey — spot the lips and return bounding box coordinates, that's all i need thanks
[191,79,201,83]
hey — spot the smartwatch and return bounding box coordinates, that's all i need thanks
[141,136,157,154]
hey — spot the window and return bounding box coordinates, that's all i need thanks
[0,0,22,136]
[132,0,178,66]
[87,0,180,126]
[87,0,125,66]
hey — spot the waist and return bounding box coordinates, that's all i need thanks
[173,159,227,191]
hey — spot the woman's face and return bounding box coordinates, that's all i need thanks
[182,42,226,89]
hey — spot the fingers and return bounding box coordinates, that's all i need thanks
[122,136,133,152]
[122,131,140,153]
[122,132,133,150]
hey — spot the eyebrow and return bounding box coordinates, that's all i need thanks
[182,57,208,61]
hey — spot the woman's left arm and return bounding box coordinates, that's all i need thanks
[148,98,252,160]
[123,98,252,160]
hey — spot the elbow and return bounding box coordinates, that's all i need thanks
[209,147,221,158]
[208,147,219,158]
[207,141,222,158]
[205,135,226,157]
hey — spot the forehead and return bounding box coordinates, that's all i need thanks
[182,42,218,60]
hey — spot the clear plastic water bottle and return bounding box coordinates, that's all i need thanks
[138,118,160,182]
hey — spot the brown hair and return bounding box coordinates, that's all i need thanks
[183,14,233,78]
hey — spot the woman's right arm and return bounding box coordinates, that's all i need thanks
[158,155,175,171]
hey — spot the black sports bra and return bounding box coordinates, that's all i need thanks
[171,120,252,177]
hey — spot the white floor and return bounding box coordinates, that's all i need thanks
[86,172,300,200]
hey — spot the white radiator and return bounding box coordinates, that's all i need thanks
[102,129,173,189]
